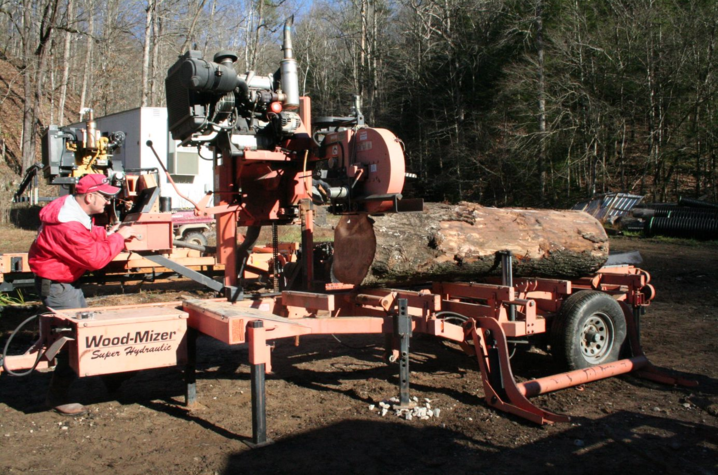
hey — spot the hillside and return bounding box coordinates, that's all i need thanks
[0,55,82,223]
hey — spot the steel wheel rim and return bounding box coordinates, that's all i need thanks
[580,312,614,364]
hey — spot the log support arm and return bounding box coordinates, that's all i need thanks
[620,303,698,388]
[471,317,569,424]
[470,300,698,425]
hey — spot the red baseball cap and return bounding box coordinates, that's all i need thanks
[75,174,120,195]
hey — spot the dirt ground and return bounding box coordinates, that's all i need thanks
[0,236,716,474]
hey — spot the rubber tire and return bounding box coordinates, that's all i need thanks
[183,231,208,247]
[551,290,627,371]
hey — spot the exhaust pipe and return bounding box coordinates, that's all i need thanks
[281,17,300,110]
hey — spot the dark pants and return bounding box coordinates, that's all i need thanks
[35,277,87,310]
[35,277,87,406]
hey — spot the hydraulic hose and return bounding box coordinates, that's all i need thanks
[435,311,470,323]
[2,314,43,376]
[435,311,519,358]
[173,240,210,253]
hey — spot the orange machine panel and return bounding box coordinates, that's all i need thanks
[122,212,173,252]
[66,303,188,377]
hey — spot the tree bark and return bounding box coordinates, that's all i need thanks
[332,202,609,287]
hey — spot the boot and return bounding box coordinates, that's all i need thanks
[46,356,86,416]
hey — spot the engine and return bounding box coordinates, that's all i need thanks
[165,20,301,154]
[164,17,413,222]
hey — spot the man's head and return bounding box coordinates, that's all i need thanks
[75,174,120,215]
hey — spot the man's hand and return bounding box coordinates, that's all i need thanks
[116,225,136,240]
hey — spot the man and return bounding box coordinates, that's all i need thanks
[29,174,135,416]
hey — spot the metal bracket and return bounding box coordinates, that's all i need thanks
[44,336,74,362]
[499,250,516,322]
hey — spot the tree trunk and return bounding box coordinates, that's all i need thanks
[141,0,154,107]
[58,0,74,125]
[248,0,264,72]
[79,0,94,112]
[180,0,208,54]
[536,0,547,204]
[332,202,609,287]
[21,0,35,174]
[149,3,162,106]
[202,0,217,57]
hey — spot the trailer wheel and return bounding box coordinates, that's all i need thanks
[551,291,626,371]
[183,231,208,247]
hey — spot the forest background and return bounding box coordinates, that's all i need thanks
[0,0,716,209]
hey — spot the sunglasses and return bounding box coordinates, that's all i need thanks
[93,192,112,202]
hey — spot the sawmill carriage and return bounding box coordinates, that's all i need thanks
[1,18,695,444]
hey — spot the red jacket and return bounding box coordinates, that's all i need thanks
[29,195,125,282]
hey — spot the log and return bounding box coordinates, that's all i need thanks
[332,202,609,287]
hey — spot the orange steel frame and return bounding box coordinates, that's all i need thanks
[2,265,697,442]
[176,264,696,426]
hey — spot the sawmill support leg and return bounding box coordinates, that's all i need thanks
[300,199,314,290]
[184,328,198,406]
[247,320,273,448]
[395,298,412,407]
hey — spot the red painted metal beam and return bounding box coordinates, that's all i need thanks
[517,356,648,398]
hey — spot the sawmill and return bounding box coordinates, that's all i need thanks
[0,17,696,448]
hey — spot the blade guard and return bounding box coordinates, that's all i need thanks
[352,128,405,213]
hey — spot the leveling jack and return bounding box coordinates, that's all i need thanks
[198,300,416,448]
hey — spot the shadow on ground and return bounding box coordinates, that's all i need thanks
[222,412,717,475]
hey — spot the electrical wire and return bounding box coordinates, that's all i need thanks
[197,145,214,161]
